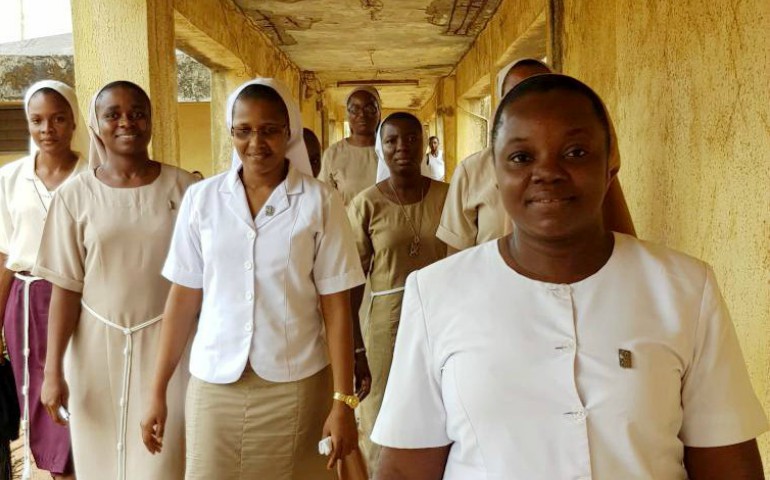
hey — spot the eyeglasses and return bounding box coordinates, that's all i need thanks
[230,125,287,141]
[347,104,379,117]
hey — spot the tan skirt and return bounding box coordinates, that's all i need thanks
[185,366,337,480]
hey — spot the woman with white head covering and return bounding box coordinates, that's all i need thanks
[319,86,381,206]
[0,80,86,480]
[437,58,553,254]
[34,80,196,480]
[141,78,365,479]
[347,112,447,473]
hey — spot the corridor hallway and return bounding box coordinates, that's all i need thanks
[0,0,768,477]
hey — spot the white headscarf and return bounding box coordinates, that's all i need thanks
[495,57,551,98]
[87,81,151,169]
[374,114,426,182]
[374,121,391,182]
[226,78,312,176]
[23,80,89,161]
[345,86,381,109]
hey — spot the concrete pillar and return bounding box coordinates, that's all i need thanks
[209,68,250,174]
[438,76,458,180]
[70,0,179,165]
[546,0,565,73]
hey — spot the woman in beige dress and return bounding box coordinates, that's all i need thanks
[347,112,448,473]
[319,86,381,206]
[35,81,195,480]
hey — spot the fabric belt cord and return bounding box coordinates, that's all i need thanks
[13,272,42,480]
[366,286,406,323]
[80,301,162,480]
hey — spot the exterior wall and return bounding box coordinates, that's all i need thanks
[558,0,770,466]
[178,102,212,177]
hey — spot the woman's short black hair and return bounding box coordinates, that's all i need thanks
[380,112,422,137]
[96,81,152,114]
[234,84,289,125]
[491,74,611,156]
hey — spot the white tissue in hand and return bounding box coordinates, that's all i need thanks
[318,436,332,455]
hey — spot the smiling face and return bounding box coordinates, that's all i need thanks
[381,116,423,178]
[494,89,612,241]
[95,85,152,156]
[231,96,290,174]
[27,89,76,156]
[346,90,380,136]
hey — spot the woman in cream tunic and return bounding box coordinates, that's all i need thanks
[319,86,381,206]
[0,80,87,480]
[348,113,447,473]
[35,81,195,480]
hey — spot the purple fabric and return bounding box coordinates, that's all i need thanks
[3,277,73,475]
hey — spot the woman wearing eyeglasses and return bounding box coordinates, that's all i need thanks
[319,87,381,207]
[141,78,365,479]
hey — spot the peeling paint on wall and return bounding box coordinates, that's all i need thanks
[428,0,503,36]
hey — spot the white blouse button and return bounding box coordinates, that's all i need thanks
[244,261,253,270]
[245,292,254,301]
[247,231,256,240]
[245,323,253,333]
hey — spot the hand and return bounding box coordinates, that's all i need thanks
[354,352,371,401]
[140,395,167,454]
[40,372,69,426]
[322,402,358,469]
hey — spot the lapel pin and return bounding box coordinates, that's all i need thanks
[618,349,633,369]
[265,205,275,216]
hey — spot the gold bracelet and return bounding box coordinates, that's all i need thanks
[333,392,360,409]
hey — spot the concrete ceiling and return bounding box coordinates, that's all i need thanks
[233,0,503,110]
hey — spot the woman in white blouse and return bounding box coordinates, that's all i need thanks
[372,74,767,479]
[141,78,365,479]
[0,80,86,480]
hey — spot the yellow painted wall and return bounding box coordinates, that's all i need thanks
[559,0,770,467]
[0,153,24,167]
[178,102,213,177]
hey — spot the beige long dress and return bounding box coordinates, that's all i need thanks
[33,165,195,480]
[347,179,448,472]
[319,139,378,206]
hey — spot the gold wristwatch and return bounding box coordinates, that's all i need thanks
[333,392,360,409]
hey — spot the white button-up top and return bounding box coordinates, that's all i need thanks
[163,166,365,384]
[372,233,767,479]
[0,155,85,272]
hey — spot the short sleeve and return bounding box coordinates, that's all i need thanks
[161,188,204,289]
[313,189,366,295]
[679,266,769,447]
[371,273,451,448]
[0,177,12,256]
[436,160,476,250]
[318,147,334,187]
[346,195,374,275]
[32,195,86,293]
